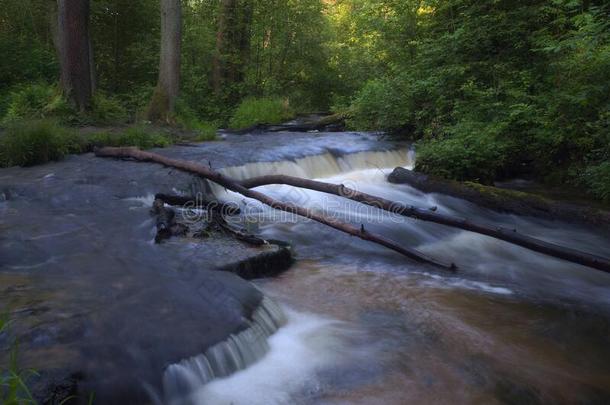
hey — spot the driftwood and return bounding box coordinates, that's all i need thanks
[96,147,455,270]
[388,167,610,228]
[230,113,345,134]
[152,199,188,243]
[240,175,610,273]
[209,209,268,246]
[96,147,610,273]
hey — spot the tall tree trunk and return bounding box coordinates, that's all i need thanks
[235,0,253,84]
[212,0,252,97]
[147,0,182,123]
[212,0,235,95]
[57,0,93,111]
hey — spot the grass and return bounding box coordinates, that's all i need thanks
[228,96,294,130]
[86,126,171,150]
[1,314,38,404]
[0,120,176,168]
[0,120,81,167]
[174,99,218,141]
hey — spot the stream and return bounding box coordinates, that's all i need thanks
[2,131,610,404]
[192,145,610,404]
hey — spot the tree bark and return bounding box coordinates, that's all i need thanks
[57,0,93,111]
[212,0,252,97]
[148,0,182,122]
[212,0,235,94]
[94,147,610,274]
[95,147,456,270]
[239,175,610,273]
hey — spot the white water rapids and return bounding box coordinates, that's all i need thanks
[164,149,610,404]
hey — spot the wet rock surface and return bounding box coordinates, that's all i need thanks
[0,131,396,403]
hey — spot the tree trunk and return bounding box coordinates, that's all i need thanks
[212,0,252,97]
[57,0,93,111]
[239,174,610,273]
[95,147,455,270]
[94,147,610,274]
[147,0,182,123]
[212,0,235,94]
[235,0,253,84]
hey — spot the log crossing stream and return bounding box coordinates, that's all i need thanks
[182,144,610,404]
[1,131,609,404]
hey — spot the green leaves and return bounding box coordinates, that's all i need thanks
[0,120,82,167]
[1,314,38,405]
[229,97,294,130]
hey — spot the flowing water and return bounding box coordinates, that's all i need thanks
[183,148,610,404]
[2,132,610,404]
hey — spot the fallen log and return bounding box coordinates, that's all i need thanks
[239,175,610,273]
[95,147,455,270]
[230,113,346,134]
[96,147,610,273]
[388,167,610,228]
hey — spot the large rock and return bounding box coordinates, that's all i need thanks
[0,154,271,403]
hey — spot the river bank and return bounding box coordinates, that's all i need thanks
[1,130,610,404]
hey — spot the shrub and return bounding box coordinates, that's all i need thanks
[0,120,82,167]
[580,162,610,203]
[2,84,128,126]
[87,126,170,149]
[174,99,217,141]
[1,83,72,124]
[228,97,294,130]
[192,121,218,141]
[347,78,410,132]
[415,127,510,184]
[89,93,128,125]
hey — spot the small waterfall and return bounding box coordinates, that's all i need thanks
[190,148,413,200]
[162,296,286,404]
[220,149,413,181]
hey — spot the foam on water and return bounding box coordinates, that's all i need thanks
[163,297,287,404]
[162,298,349,405]
[219,149,412,181]
[420,272,514,295]
[186,309,349,405]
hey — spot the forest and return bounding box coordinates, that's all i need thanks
[2,1,610,404]
[1,0,608,200]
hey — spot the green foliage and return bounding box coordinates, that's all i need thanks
[2,84,127,126]
[0,0,606,202]
[174,100,218,141]
[87,126,170,149]
[579,162,610,202]
[415,131,510,184]
[2,83,72,125]
[0,120,82,167]
[89,94,128,125]
[0,1,58,94]
[1,314,38,404]
[229,97,294,129]
[343,0,610,200]
[347,78,410,131]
